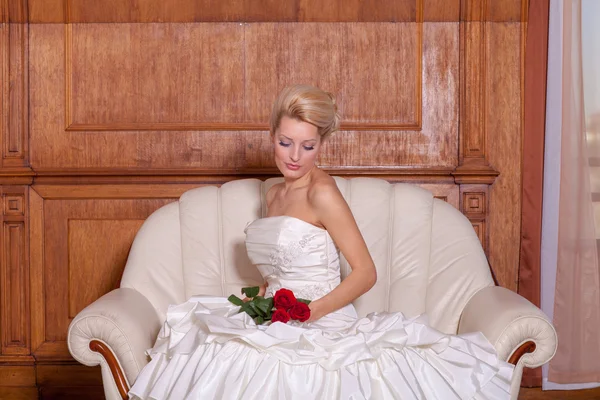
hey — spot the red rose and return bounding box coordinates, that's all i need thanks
[273,288,297,310]
[289,302,311,322]
[271,308,290,324]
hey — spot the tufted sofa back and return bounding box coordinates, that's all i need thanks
[121,177,494,334]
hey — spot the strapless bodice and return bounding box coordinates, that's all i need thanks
[244,216,341,300]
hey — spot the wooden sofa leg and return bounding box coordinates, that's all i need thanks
[89,340,130,399]
[508,341,537,365]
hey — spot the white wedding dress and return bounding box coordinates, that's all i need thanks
[129,216,513,400]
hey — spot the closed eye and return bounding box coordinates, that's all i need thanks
[303,146,315,151]
[279,141,291,147]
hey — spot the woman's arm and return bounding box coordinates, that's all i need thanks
[306,180,377,322]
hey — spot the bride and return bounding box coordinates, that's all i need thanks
[129,85,513,399]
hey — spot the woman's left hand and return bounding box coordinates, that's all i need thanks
[306,300,325,323]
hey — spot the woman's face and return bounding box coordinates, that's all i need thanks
[273,116,322,179]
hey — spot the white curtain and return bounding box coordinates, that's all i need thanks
[541,0,600,390]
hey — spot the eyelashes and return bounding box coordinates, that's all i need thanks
[278,141,314,151]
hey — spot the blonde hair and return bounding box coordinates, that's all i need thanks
[269,84,341,140]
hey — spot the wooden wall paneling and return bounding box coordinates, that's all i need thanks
[0,364,37,399]
[0,185,30,357]
[460,184,490,258]
[460,0,523,22]
[67,219,144,317]
[298,0,418,22]
[2,0,27,23]
[244,22,421,130]
[30,22,460,172]
[26,0,525,23]
[418,183,460,209]
[1,22,29,169]
[1,17,33,189]
[0,387,38,399]
[27,0,65,24]
[0,365,36,386]
[30,185,201,361]
[519,0,548,388]
[37,364,104,399]
[454,16,498,181]
[65,22,421,132]
[40,386,105,400]
[423,0,460,22]
[29,187,44,356]
[66,23,247,132]
[486,22,523,292]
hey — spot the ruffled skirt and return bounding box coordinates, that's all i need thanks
[129,296,513,400]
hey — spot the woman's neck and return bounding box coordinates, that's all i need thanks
[283,164,317,192]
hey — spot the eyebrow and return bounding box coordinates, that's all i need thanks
[279,135,318,144]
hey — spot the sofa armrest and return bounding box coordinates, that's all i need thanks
[67,288,162,395]
[457,286,557,368]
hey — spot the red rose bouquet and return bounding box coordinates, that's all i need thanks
[228,286,311,325]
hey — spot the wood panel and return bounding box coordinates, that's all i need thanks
[1,0,28,24]
[65,23,421,131]
[67,23,245,131]
[68,219,144,317]
[29,185,192,360]
[460,184,490,259]
[1,23,29,168]
[30,22,458,169]
[486,23,523,291]
[0,387,38,399]
[25,0,524,23]
[0,186,29,356]
[41,198,172,346]
[0,365,36,386]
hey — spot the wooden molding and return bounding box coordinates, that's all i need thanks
[508,340,537,365]
[3,0,28,23]
[25,0,524,23]
[459,18,489,166]
[1,23,29,168]
[459,184,490,255]
[0,355,36,365]
[452,164,499,184]
[31,166,460,185]
[0,185,29,356]
[88,340,129,400]
[0,168,34,185]
[65,122,424,132]
[29,188,44,355]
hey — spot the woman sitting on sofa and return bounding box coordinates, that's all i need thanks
[129,84,514,400]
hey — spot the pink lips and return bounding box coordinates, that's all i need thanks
[286,163,300,171]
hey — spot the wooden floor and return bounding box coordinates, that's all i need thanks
[2,386,600,399]
[519,387,600,399]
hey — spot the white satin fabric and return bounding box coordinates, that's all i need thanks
[129,216,513,399]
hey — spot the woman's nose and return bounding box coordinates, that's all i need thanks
[290,148,300,162]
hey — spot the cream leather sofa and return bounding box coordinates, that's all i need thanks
[67,177,557,400]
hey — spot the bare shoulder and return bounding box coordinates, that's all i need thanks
[307,173,346,214]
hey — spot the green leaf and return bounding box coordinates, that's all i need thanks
[241,286,260,298]
[254,296,273,316]
[255,316,264,325]
[247,300,266,317]
[297,298,312,305]
[240,302,258,318]
[228,295,244,306]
